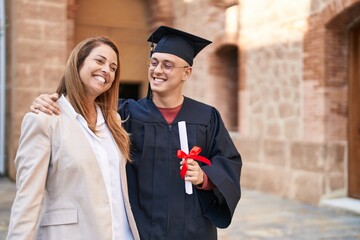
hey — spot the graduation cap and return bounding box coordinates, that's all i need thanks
[147,26,212,66]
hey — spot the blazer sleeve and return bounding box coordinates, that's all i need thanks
[7,112,52,240]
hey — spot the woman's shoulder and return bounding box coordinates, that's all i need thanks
[22,111,61,133]
[23,111,53,123]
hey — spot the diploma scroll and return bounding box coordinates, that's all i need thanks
[178,121,193,195]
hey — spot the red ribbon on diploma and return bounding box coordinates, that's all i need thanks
[176,146,211,179]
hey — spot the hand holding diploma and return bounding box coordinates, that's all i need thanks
[177,121,211,194]
[180,159,205,186]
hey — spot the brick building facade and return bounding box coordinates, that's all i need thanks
[2,0,360,206]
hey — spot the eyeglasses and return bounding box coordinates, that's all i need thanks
[147,58,189,74]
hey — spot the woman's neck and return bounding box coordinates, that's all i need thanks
[86,102,98,128]
[67,95,97,127]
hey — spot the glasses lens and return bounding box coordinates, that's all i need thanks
[148,59,186,74]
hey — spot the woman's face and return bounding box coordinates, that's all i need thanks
[79,43,118,99]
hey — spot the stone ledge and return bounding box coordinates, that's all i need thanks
[320,197,360,215]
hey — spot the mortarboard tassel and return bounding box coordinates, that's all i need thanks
[147,39,154,99]
[150,42,154,57]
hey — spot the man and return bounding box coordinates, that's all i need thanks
[31,26,242,240]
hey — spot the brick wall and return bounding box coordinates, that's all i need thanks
[236,0,357,203]
[6,0,68,179]
[163,0,357,204]
[5,0,359,204]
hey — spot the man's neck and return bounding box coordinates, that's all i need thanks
[152,94,184,108]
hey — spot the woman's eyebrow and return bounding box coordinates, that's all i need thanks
[95,54,106,59]
[96,54,117,67]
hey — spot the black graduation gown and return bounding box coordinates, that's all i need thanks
[119,97,242,240]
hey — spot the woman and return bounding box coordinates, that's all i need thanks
[7,37,139,240]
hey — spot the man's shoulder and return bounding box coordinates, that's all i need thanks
[184,97,215,113]
[182,97,219,125]
[118,97,154,121]
[119,97,147,105]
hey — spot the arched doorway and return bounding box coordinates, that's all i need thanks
[214,45,239,131]
[348,22,360,199]
[73,0,150,98]
[303,0,360,201]
[0,0,5,176]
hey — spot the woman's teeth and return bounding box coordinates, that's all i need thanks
[94,76,105,83]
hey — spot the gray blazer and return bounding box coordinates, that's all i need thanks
[7,100,140,240]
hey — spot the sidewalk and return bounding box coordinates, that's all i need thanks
[0,178,16,240]
[1,177,360,239]
[218,190,360,239]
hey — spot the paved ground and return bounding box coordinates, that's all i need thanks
[1,177,359,240]
[0,178,16,240]
[218,190,360,239]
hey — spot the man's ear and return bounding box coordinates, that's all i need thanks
[182,67,192,81]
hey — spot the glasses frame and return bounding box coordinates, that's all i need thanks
[147,58,190,74]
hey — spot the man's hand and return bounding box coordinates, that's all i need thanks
[30,93,60,115]
[180,159,204,186]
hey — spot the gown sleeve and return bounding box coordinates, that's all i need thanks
[196,108,242,229]
[118,99,127,119]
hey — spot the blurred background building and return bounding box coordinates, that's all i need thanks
[0,0,359,208]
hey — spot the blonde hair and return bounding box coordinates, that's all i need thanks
[56,36,131,161]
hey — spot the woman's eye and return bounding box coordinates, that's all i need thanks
[95,59,104,64]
